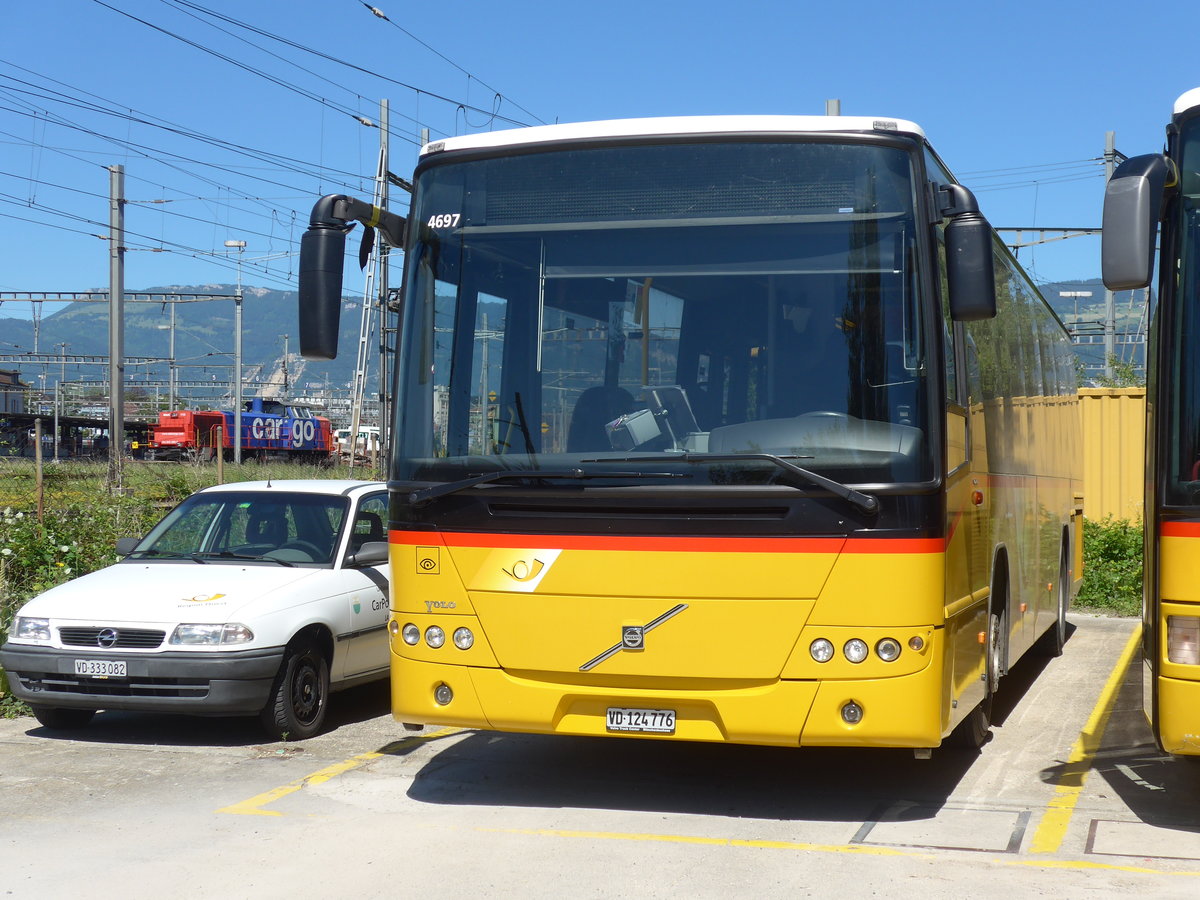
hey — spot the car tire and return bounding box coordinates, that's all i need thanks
[259,640,329,741]
[31,705,96,730]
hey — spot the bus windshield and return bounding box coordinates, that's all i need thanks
[1165,115,1200,505]
[395,139,933,488]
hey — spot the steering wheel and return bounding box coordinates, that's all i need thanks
[275,540,324,561]
[798,410,848,419]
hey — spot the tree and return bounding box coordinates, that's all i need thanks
[1094,354,1145,388]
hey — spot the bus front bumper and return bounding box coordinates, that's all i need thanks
[391,656,946,749]
[1156,675,1200,756]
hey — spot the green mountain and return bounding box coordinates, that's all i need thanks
[2,285,385,414]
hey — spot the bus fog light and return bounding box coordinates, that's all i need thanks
[389,620,400,636]
[1167,616,1200,664]
[841,701,864,724]
[875,638,901,662]
[425,625,446,648]
[810,638,834,663]
[908,635,925,652]
[434,683,453,705]
[402,623,420,645]
[844,639,869,663]
[453,627,474,650]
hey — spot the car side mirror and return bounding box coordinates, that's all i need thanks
[346,541,388,568]
[116,537,141,556]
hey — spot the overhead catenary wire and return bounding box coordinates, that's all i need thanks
[353,0,548,126]
[96,0,534,135]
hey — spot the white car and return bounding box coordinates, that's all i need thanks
[0,480,390,740]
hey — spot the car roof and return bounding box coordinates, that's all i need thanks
[196,479,385,498]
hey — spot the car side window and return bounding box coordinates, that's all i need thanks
[347,493,388,555]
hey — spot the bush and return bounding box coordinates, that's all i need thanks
[1076,516,1143,617]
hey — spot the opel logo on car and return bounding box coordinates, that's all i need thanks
[97,628,119,648]
[580,604,688,672]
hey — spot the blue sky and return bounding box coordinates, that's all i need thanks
[2,0,1197,318]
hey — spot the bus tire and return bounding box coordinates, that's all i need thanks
[1035,550,1069,657]
[31,705,96,730]
[949,609,1002,750]
[259,639,329,741]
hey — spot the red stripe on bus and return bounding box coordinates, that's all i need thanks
[389,531,944,554]
[1161,521,1200,538]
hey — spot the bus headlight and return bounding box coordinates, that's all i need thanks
[843,639,869,664]
[809,638,834,663]
[875,638,902,662]
[1167,616,1200,664]
[453,627,474,650]
[425,625,446,649]
[401,623,420,645]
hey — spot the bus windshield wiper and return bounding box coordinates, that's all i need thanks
[408,468,689,507]
[593,452,879,514]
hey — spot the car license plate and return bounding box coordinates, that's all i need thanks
[74,659,127,679]
[606,707,675,734]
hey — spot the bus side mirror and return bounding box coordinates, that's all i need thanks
[941,184,997,321]
[1102,153,1171,292]
[298,196,351,360]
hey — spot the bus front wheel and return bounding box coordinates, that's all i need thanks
[949,610,1002,749]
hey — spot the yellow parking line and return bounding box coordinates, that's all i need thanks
[1028,623,1143,853]
[216,727,461,816]
[480,823,1200,877]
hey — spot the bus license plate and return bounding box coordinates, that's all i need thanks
[606,707,675,734]
[74,659,126,679]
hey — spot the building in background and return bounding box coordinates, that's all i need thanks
[0,369,28,414]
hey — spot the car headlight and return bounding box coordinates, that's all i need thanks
[12,617,51,642]
[169,623,254,645]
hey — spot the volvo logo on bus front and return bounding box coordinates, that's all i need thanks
[579,604,688,672]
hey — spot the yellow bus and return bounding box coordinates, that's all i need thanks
[1102,87,1200,756]
[299,115,1082,753]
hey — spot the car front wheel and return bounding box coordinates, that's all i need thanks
[259,641,329,741]
[31,705,96,730]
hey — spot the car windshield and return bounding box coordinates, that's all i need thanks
[395,138,932,489]
[128,491,350,566]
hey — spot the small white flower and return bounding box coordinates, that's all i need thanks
[0,548,11,556]
[59,545,70,553]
